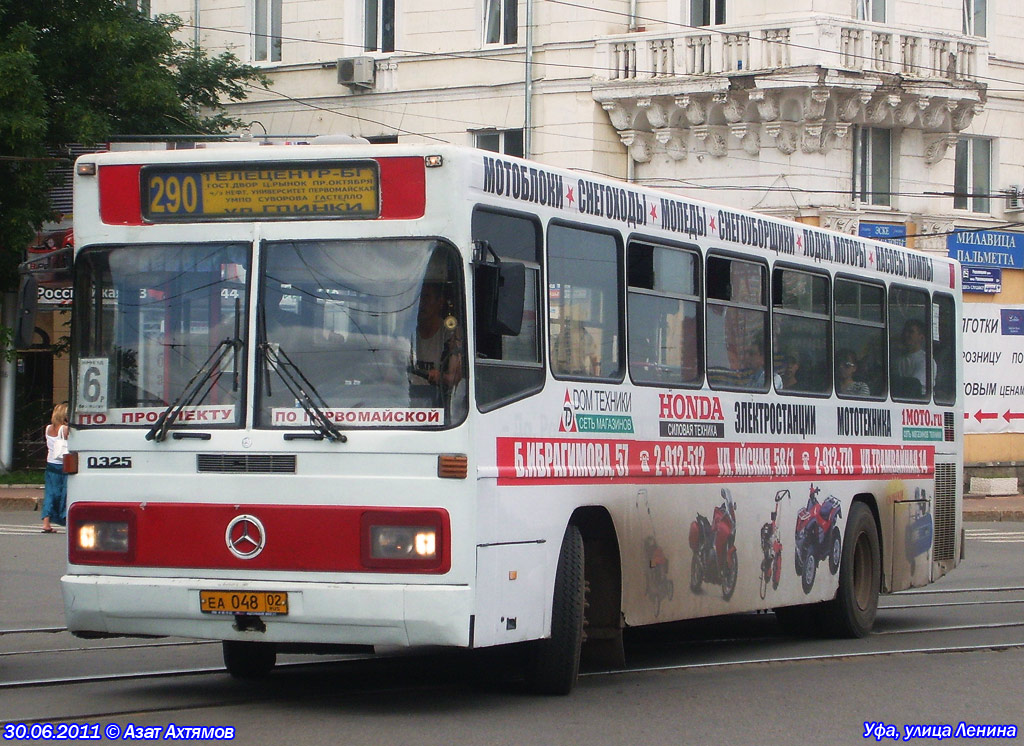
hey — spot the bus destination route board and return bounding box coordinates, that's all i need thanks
[141,161,379,221]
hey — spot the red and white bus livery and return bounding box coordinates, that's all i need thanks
[60,143,962,693]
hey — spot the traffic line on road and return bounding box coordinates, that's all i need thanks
[0,524,64,536]
[965,528,1024,543]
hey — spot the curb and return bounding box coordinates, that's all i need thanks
[963,509,1024,522]
[0,496,41,511]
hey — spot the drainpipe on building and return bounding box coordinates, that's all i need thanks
[524,0,533,159]
[0,293,17,473]
[193,0,201,46]
[629,0,638,31]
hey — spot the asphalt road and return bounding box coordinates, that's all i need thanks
[1,512,1022,745]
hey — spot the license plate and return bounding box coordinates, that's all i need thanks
[199,591,288,616]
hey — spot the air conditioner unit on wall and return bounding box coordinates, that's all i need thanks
[1005,185,1024,213]
[338,57,375,88]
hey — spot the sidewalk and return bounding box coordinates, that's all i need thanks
[3,484,1024,520]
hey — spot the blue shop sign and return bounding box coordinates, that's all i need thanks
[962,266,1002,294]
[1003,308,1024,336]
[947,229,1024,268]
[859,222,907,246]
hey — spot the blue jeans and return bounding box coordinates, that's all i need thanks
[43,463,67,525]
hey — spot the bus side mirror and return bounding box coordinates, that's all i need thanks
[14,275,38,349]
[475,261,525,338]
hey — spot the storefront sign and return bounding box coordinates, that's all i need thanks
[962,305,1024,434]
[947,229,1024,268]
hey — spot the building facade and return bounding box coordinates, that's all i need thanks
[145,0,1024,484]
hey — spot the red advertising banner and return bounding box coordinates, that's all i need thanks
[495,437,934,486]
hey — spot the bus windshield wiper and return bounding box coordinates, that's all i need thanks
[146,336,242,442]
[259,341,346,443]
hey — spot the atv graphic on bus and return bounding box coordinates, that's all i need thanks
[794,485,842,594]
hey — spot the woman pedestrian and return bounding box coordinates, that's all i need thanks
[42,403,69,533]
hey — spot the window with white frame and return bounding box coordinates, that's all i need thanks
[475,129,524,158]
[963,0,986,36]
[853,127,891,207]
[954,137,991,212]
[690,0,725,26]
[856,0,885,22]
[365,0,395,53]
[484,0,518,45]
[253,0,282,62]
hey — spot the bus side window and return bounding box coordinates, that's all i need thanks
[627,241,702,387]
[547,223,623,381]
[471,208,544,410]
[706,255,768,390]
[933,293,956,406]
[889,286,932,402]
[772,267,830,395]
[834,278,887,399]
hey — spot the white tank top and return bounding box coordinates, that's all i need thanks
[45,426,68,465]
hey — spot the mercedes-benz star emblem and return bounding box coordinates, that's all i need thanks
[225,514,266,560]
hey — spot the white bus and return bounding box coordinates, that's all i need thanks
[60,143,962,694]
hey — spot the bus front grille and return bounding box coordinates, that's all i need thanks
[933,462,957,561]
[196,454,297,474]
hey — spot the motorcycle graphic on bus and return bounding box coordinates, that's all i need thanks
[794,485,842,594]
[759,489,790,599]
[689,488,738,601]
[637,490,674,616]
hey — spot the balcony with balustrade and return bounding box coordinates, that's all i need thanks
[592,16,988,165]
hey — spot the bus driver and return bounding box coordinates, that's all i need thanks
[412,280,463,392]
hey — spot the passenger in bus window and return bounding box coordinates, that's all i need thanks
[555,318,599,377]
[894,319,932,397]
[412,281,463,391]
[837,349,870,397]
[776,351,800,390]
[744,343,779,388]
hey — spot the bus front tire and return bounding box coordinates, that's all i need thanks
[222,641,277,680]
[524,524,585,696]
[822,501,880,638]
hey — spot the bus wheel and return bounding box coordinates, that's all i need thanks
[525,524,585,696]
[222,641,277,680]
[822,502,880,638]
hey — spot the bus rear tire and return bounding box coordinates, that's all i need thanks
[223,641,277,679]
[524,524,584,696]
[821,501,880,638]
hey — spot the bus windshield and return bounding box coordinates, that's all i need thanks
[72,243,249,428]
[257,239,467,429]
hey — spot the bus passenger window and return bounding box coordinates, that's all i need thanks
[933,293,956,406]
[627,242,701,387]
[834,278,886,399]
[889,286,931,402]
[548,224,622,381]
[471,208,544,409]
[706,255,767,390]
[772,268,830,395]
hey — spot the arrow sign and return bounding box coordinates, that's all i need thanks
[1004,411,1024,422]
[975,410,999,422]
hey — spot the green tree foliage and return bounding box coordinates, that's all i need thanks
[0,0,268,289]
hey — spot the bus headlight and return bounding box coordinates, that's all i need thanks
[68,505,136,565]
[360,509,449,572]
